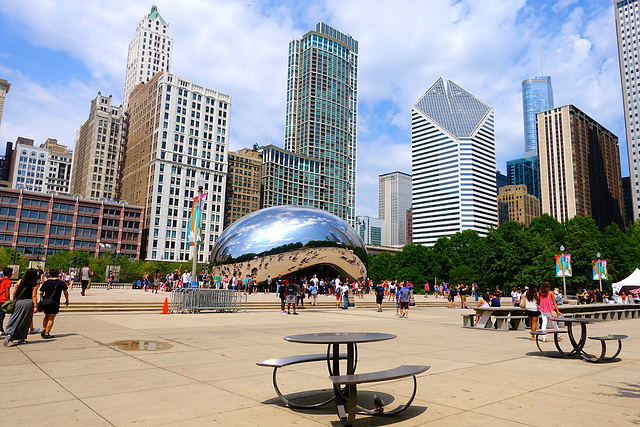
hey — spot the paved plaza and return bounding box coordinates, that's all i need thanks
[1,290,639,426]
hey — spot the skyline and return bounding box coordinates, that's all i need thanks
[0,0,628,218]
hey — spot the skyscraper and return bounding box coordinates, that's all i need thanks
[412,77,497,246]
[284,23,358,225]
[615,0,640,222]
[0,79,10,131]
[355,215,384,246]
[537,105,625,229]
[123,5,173,110]
[522,76,553,155]
[378,171,412,247]
[506,157,540,198]
[119,72,231,262]
[224,148,262,229]
[70,93,123,200]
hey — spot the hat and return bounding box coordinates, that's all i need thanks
[524,286,529,290]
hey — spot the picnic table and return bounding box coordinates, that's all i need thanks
[259,332,429,425]
[466,306,527,330]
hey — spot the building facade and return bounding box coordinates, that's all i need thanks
[378,171,412,247]
[522,76,554,155]
[9,138,47,192]
[284,22,358,225]
[223,148,262,229]
[0,79,10,131]
[506,156,540,199]
[0,141,13,187]
[355,215,384,246]
[0,187,143,260]
[42,138,73,194]
[406,209,413,243]
[259,144,324,209]
[615,0,640,222]
[537,105,625,229]
[120,72,231,262]
[123,5,173,110]
[496,184,541,225]
[70,93,124,200]
[412,77,497,246]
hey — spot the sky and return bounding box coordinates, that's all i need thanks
[0,0,628,218]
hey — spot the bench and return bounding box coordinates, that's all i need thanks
[508,316,528,331]
[461,313,475,328]
[257,353,347,408]
[581,335,628,363]
[329,365,430,425]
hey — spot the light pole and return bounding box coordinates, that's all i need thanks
[560,245,566,297]
[192,176,206,288]
[596,252,602,292]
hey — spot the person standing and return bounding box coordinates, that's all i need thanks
[375,282,385,312]
[265,275,272,294]
[309,279,318,306]
[0,267,13,335]
[539,281,563,342]
[285,279,298,315]
[69,269,75,289]
[80,263,92,296]
[275,275,283,296]
[107,270,114,290]
[39,268,69,339]
[513,287,522,308]
[278,279,286,313]
[342,279,350,310]
[399,283,412,318]
[459,284,469,309]
[3,268,39,346]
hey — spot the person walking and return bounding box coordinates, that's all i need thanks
[0,267,13,335]
[539,281,563,342]
[309,279,318,306]
[285,279,298,315]
[3,268,39,346]
[39,268,69,339]
[278,279,286,313]
[375,282,385,312]
[399,283,412,318]
[80,263,92,296]
[523,285,540,340]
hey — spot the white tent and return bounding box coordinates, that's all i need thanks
[612,268,640,293]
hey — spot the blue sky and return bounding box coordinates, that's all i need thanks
[0,0,628,218]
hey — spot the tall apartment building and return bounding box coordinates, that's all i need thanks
[537,105,625,229]
[412,77,497,246]
[615,0,640,221]
[70,93,123,200]
[0,141,13,187]
[42,138,73,194]
[223,148,261,229]
[9,138,47,192]
[355,215,384,246]
[259,144,324,209]
[123,5,173,110]
[406,209,413,244]
[0,187,143,260]
[496,184,541,225]
[120,72,231,262]
[378,171,412,247]
[284,23,358,225]
[0,79,10,131]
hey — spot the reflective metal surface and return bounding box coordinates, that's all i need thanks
[210,206,367,283]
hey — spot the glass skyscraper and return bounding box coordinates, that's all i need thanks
[411,78,497,246]
[522,76,553,155]
[285,23,358,225]
[506,156,540,199]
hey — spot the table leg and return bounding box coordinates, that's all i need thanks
[335,343,358,425]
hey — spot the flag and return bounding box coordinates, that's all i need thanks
[592,260,607,280]
[555,254,572,277]
[187,193,207,246]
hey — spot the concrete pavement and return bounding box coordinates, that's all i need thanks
[1,291,639,426]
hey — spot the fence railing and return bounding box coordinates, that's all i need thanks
[170,288,247,313]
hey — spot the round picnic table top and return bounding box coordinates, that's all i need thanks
[550,317,603,323]
[284,332,396,344]
[589,334,628,340]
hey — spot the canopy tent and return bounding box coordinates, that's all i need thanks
[612,268,640,294]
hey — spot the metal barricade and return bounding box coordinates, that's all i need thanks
[169,289,247,313]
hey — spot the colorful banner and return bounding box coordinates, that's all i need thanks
[592,260,607,280]
[555,254,572,277]
[186,193,207,246]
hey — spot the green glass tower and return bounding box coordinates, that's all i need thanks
[284,23,358,225]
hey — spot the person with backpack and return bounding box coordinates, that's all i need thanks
[38,268,69,339]
[375,282,385,312]
[285,279,298,315]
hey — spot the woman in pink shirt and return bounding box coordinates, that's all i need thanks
[539,282,563,342]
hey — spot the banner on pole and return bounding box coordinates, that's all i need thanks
[555,254,572,277]
[187,193,208,246]
[592,260,607,280]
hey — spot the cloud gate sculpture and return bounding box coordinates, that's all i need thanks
[210,206,368,284]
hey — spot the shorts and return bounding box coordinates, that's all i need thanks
[525,309,541,318]
[376,296,383,304]
[336,294,341,301]
[286,294,297,305]
[400,302,409,310]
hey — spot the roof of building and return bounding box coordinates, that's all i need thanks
[147,5,166,25]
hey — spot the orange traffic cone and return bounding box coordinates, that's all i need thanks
[161,297,169,314]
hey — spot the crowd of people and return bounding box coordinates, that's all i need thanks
[1,266,69,346]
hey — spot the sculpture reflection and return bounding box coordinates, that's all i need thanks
[210,206,367,284]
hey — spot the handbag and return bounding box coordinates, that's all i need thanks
[1,281,26,314]
[550,310,558,318]
[519,297,526,309]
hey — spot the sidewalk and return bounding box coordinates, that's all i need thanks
[1,300,638,426]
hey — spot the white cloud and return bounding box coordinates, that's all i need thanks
[0,0,628,219]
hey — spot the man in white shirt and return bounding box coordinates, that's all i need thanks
[341,280,350,310]
[181,271,190,288]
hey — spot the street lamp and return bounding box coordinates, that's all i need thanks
[560,245,567,297]
[192,175,206,288]
[596,252,602,292]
